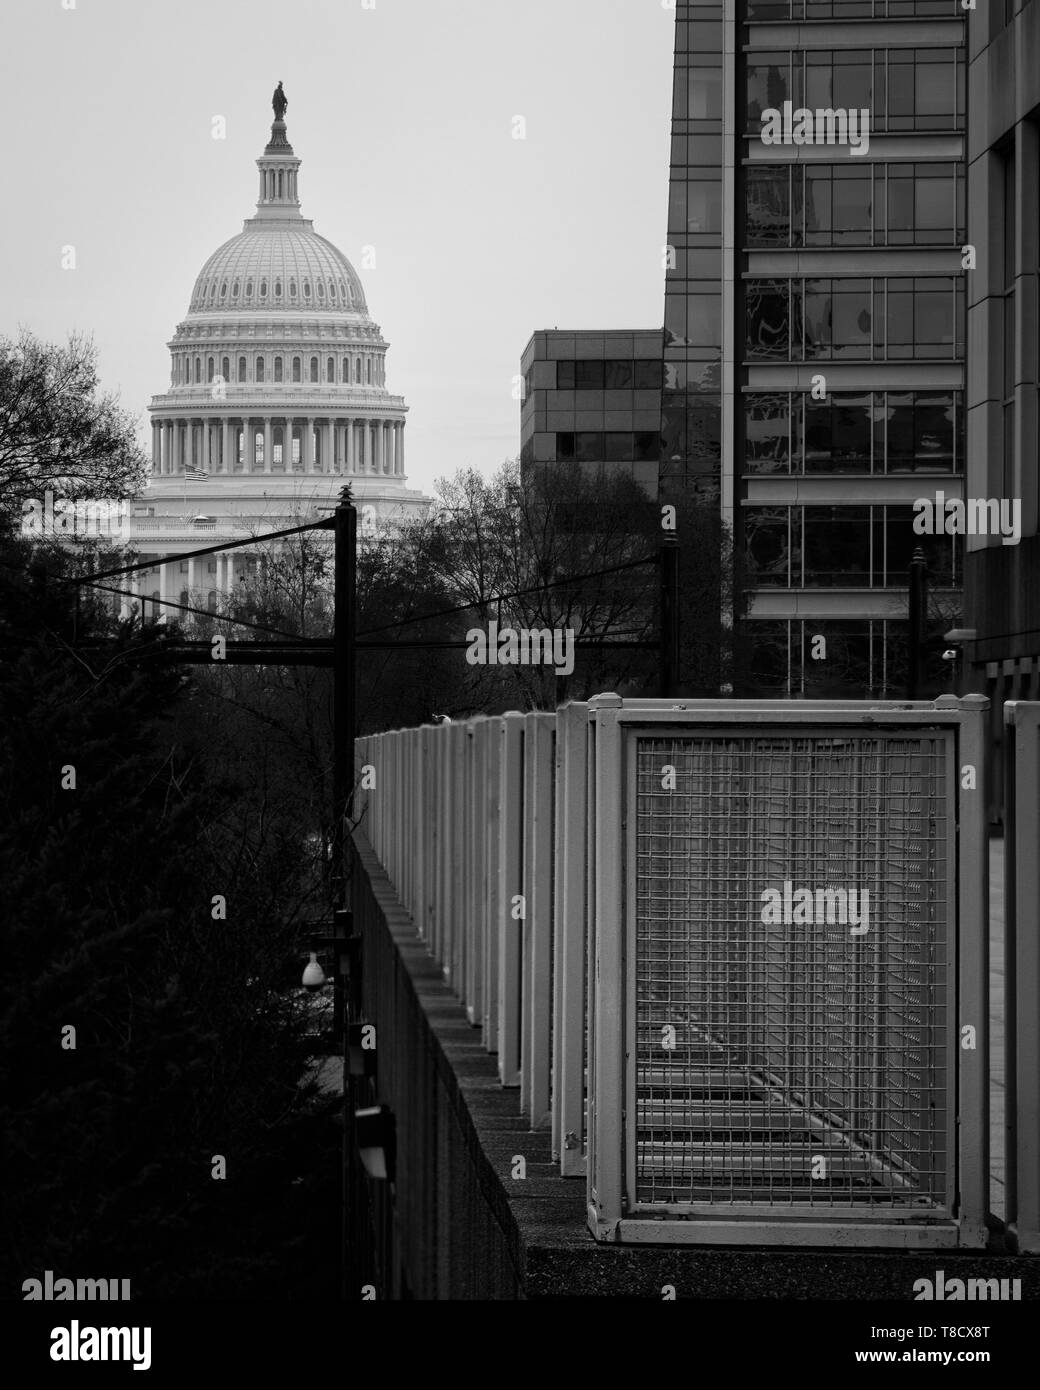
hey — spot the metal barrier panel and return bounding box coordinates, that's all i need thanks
[483,717,502,1055]
[553,702,589,1175]
[497,714,524,1087]
[465,721,485,1027]
[1004,702,1040,1253]
[521,712,554,1128]
[588,696,989,1248]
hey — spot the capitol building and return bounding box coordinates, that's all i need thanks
[128,91,430,615]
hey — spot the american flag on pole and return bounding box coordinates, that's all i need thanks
[185,468,209,481]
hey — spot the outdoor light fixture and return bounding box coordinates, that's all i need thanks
[301,951,326,991]
[355,1104,395,1182]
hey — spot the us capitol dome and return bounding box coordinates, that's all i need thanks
[129,87,429,613]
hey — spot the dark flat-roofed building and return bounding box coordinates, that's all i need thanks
[520,329,664,498]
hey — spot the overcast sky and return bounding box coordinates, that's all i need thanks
[0,0,674,497]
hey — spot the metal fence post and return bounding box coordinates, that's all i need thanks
[587,694,626,1238]
[554,702,590,1175]
[947,693,990,1247]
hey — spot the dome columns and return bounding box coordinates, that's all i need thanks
[150,413,405,478]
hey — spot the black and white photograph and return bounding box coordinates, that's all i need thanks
[0,0,1036,1367]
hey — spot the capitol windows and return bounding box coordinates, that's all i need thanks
[207,357,215,382]
[317,281,324,299]
[327,357,334,381]
[238,357,247,383]
[259,279,268,297]
[255,356,265,383]
[290,279,297,298]
[275,279,282,298]
[366,360,373,384]
[246,279,254,296]
[274,356,283,383]
[341,359,349,382]
[328,279,336,300]
[310,357,319,383]
[222,356,230,380]
[355,359,362,383]
[292,356,301,383]
[195,356,202,383]
[220,282,227,299]
[232,280,239,298]
[304,281,312,299]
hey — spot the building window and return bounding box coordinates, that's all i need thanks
[222,356,230,380]
[290,279,297,298]
[292,356,301,383]
[366,359,373,384]
[207,591,217,613]
[342,358,349,382]
[274,356,283,382]
[355,359,362,383]
[255,356,265,383]
[804,506,871,587]
[745,507,795,587]
[745,393,795,474]
[804,279,873,359]
[746,280,792,358]
[238,357,247,383]
[275,279,282,298]
[317,281,325,299]
[207,357,215,382]
[1002,143,1016,500]
[886,391,958,472]
[194,356,202,383]
[304,280,311,298]
[220,281,227,299]
[327,356,335,381]
[310,356,319,383]
[805,394,873,471]
[259,279,267,297]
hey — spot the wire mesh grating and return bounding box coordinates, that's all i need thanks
[633,730,951,1212]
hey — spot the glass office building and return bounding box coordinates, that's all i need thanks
[665,0,966,696]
